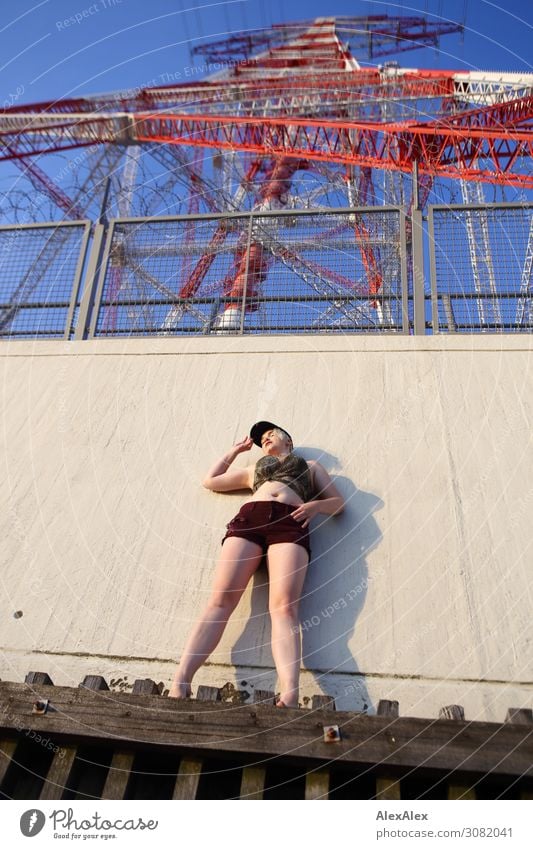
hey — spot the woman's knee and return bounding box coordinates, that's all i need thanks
[269,596,300,621]
[206,590,241,615]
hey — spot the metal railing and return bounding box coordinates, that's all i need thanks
[85,207,408,337]
[428,203,533,333]
[1,203,532,339]
[0,221,91,339]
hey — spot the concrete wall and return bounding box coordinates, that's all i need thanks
[1,335,532,721]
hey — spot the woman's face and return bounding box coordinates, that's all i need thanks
[260,428,292,456]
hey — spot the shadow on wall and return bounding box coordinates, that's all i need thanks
[230,448,383,712]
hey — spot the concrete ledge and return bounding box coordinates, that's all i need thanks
[1,333,533,358]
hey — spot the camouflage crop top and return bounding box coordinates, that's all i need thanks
[252,453,314,502]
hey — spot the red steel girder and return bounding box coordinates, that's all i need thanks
[0,69,457,117]
[442,92,533,129]
[221,157,302,308]
[178,158,263,299]
[0,113,118,161]
[178,222,229,299]
[2,95,532,187]
[4,142,84,219]
[132,98,533,188]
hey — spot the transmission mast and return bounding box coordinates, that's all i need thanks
[1,15,532,333]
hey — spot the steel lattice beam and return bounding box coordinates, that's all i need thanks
[1,14,532,337]
[2,93,532,187]
[131,101,533,188]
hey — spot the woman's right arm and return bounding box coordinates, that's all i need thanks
[202,436,254,492]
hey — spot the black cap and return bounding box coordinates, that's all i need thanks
[250,421,292,448]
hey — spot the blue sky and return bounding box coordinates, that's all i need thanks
[1,0,531,107]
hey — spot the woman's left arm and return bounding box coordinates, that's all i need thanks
[290,461,345,528]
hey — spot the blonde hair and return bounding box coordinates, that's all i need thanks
[273,427,293,450]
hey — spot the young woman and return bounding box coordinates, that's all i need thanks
[169,421,344,707]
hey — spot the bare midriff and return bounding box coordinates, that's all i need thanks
[247,480,304,507]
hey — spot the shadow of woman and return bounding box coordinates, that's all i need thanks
[229,449,383,712]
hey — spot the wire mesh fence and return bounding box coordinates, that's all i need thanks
[428,204,533,333]
[0,222,90,339]
[242,209,406,334]
[90,208,408,337]
[1,204,533,339]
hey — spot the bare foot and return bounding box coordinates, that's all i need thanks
[276,695,298,709]
[168,681,192,699]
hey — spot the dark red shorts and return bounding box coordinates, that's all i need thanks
[222,501,311,557]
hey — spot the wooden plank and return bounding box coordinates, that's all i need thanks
[505,708,533,725]
[253,690,276,705]
[240,766,266,799]
[506,709,533,799]
[0,739,18,787]
[101,750,135,799]
[448,782,476,800]
[439,705,465,721]
[1,682,531,777]
[377,700,399,718]
[505,708,533,802]
[172,758,203,800]
[374,702,402,802]
[375,774,401,799]
[132,679,160,696]
[39,746,77,800]
[375,685,400,800]
[312,695,336,710]
[196,685,221,702]
[305,768,330,799]
[80,676,109,691]
[172,684,213,800]
[25,672,54,686]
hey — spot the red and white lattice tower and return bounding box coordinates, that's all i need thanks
[1,15,533,332]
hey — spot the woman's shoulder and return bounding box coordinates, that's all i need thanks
[303,459,324,484]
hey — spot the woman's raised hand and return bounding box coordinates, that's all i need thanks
[233,435,254,454]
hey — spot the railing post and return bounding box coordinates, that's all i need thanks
[239,213,254,335]
[427,205,441,333]
[411,162,426,335]
[74,179,111,341]
[65,222,91,340]
[399,210,409,334]
[74,223,107,340]
[411,210,426,335]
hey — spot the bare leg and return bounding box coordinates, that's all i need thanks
[169,536,263,697]
[266,542,309,708]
